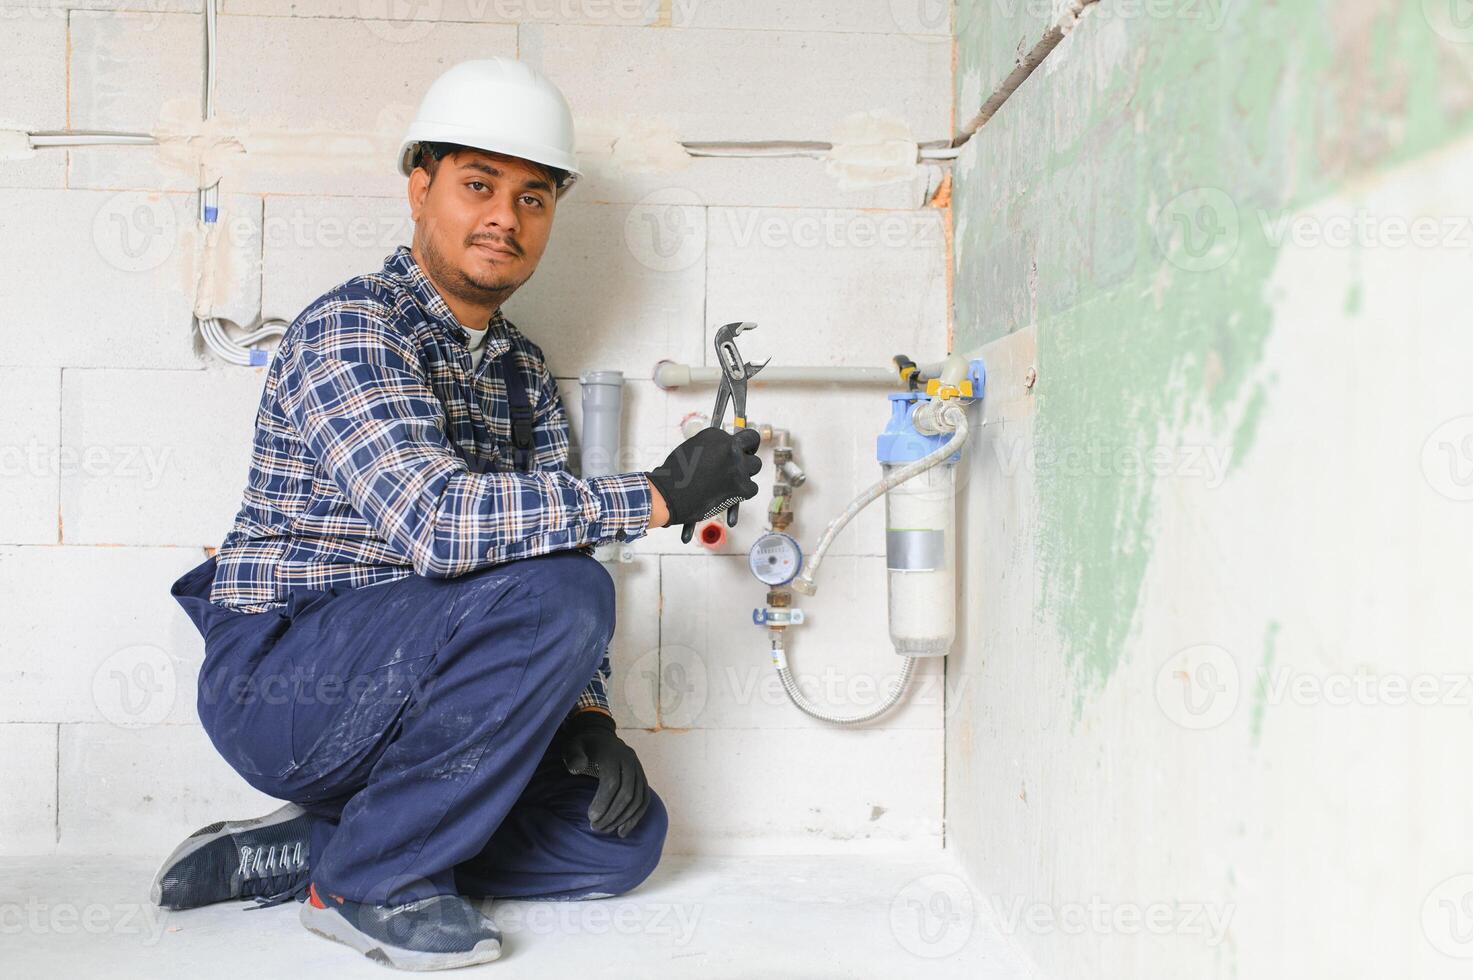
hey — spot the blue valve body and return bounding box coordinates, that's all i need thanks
[875,358,985,465]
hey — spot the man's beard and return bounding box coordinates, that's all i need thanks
[419,232,529,306]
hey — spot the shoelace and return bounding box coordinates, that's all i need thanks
[237,841,311,911]
[247,878,309,910]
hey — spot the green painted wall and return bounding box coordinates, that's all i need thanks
[953,0,1065,126]
[951,0,1473,694]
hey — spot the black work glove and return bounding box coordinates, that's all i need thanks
[560,712,651,838]
[646,426,762,527]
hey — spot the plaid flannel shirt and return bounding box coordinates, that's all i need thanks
[209,244,652,720]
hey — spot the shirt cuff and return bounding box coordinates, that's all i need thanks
[585,471,653,543]
[562,706,617,737]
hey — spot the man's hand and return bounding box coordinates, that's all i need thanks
[560,712,651,837]
[646,427,761,528]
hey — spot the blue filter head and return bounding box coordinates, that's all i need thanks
[875,393,961,464]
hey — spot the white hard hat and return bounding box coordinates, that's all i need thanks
[398,58,581,195]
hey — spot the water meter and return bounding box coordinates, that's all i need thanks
[748,531,802,586]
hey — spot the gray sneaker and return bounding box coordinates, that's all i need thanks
[300,883,503,971]
[150,803,312,910]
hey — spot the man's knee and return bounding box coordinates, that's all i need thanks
[597,790,668,897]
[532,552,614,622]
[447,553,613,658]
[526,553,616,665]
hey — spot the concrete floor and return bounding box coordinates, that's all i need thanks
[1,852,1037,978]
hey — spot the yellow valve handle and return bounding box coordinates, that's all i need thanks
[924,378,973,400]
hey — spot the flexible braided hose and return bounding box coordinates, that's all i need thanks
[774,401,968,723]
[772,633,918,725]
[792,404,968,596]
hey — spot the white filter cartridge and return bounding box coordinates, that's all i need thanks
[883,461,956,656]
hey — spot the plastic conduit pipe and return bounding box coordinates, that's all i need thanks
[580,371,627,563]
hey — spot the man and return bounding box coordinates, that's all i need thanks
[155,59,762,971]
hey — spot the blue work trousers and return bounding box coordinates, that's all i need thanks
[169,550,667,907]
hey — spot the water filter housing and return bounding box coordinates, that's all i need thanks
[876,393,959,656]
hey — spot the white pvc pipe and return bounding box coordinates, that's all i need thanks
[26,132,157,147]
[653,361,946,389]
[681,140,832,159]
[205,0,218,120]
[682,140,960,164]
[918,145,962,160]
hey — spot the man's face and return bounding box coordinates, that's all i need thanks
[407,147,558,308]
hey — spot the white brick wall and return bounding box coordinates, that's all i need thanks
[0,546,207,726]
[0,12,68,189]
[0,11,951,857]
[59,724,280,853]
[60,369,266,546]
[0,1,202,8]
[670,0,941,33]
[219,0,657,26]
[0,369,61,544]
[503,199,709,378]
[67,11,206,193]
[625,727,944,854]
[211,18,518,132]
[523,23,950,142]
[0,724,59,853]
[0,189,204,369]
[260,195,414,317]
[706,206,948,367]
